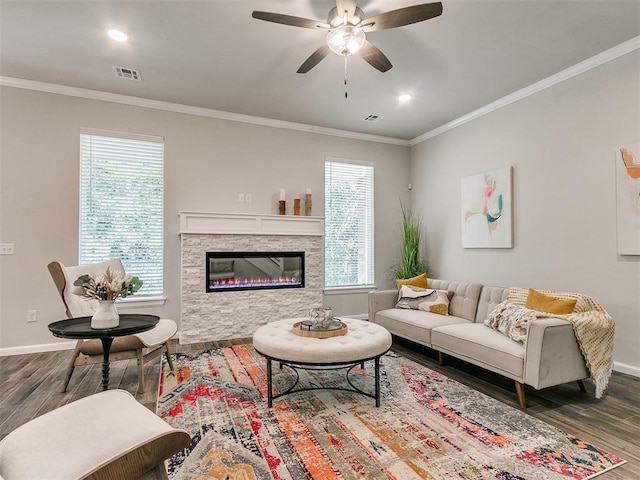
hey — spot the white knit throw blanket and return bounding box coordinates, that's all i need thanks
[507,287,615,399]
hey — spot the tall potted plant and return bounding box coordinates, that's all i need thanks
[391,203,426,280]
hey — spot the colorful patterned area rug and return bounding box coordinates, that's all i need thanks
[156,345,624,480]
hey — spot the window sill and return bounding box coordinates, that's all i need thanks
[116,295,167,309]
[323,285,376,295]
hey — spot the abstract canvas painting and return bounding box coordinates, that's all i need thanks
[461,166,513,248]
[616,144,640,255]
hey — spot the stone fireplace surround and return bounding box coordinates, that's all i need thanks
[179,212,324,344]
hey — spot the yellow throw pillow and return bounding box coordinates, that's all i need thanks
[396,273,427,290]
[525,288,577,315]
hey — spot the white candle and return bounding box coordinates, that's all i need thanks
[306,188,312,195]
[279,188,286,201]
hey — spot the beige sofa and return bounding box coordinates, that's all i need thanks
[368,279,589,408]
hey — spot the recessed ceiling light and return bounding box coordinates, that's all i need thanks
[107,29,128,42]
[398,94,412,102]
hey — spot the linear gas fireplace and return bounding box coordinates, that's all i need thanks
[206,251,304,292]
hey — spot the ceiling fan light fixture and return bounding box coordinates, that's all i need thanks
[327,25,365,56]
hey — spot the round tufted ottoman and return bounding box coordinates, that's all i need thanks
[253,317,392,407]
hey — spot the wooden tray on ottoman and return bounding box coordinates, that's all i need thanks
[292,320,348,338]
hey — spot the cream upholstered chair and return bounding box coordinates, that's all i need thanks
[0,389,190,480]
[47,259,176,393]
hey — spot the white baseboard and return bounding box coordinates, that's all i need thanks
[0,341,75,357]
[338,314,369,320]
[613,361,640,378]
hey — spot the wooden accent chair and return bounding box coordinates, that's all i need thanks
[0,389,190,479]
[48,260,176,393]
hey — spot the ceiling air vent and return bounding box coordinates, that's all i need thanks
[112,66,141,81]
[363,114,383,122]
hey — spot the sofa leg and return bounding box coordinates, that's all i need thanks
[514,381,526,409]
[577,379,587,392]
[438,352,444,366]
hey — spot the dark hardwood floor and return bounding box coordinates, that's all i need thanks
[1,337,638,478]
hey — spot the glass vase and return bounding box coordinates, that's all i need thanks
[309,306,333,329]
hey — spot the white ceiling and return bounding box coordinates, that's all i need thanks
[1,0,639,141]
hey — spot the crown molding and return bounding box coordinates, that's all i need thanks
[0,76,409,147]
[2,35,637,150]
[410,35,640,146]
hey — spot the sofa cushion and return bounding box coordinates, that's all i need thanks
[428,279,483,321]
[396,273,428,289]
[395,286,451,315]
[374,309,470,346]
[525,288,577,315]
[432,323,525,380]
[475,285,509,322]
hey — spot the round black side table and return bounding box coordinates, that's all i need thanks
[48,314,159,391]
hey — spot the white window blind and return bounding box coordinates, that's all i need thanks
[79,132,164,296]
[324,160,374,288]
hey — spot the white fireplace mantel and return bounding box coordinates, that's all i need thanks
[179,212,324,236]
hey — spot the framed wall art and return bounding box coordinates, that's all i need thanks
[616,144,640,255]
[461,166,513,249]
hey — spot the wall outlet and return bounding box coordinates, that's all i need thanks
[0,243,15,255]
[27,310,37,323]
[246,193,252,203]
[238,193,245,202]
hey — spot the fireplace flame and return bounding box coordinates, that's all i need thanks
[210,276,300,290]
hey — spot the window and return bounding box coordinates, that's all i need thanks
[79,131,164,296]
[324,159,374,288]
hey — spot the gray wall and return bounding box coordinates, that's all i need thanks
[410,51,640,374]
[0,86,410,350]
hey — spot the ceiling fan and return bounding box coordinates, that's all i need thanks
[252,0,443,75]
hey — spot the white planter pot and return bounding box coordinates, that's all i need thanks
[91,300,119,329]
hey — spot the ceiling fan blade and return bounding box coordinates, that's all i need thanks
[336,0,357,19]
[252,11,329,30]
[297,44,331,73]
[359,41,392,72]
[362,2,443,32]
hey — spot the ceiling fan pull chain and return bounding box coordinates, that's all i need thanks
[343,8,349,98]
[344,55,348,99]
